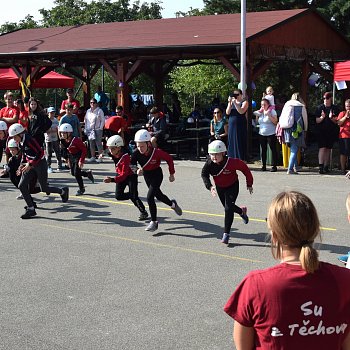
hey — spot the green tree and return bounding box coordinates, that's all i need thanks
[0,15,39,34]
[168,60,237,115]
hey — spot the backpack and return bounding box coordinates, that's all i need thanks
[279,104,294,129]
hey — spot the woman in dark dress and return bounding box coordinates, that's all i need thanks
[225,89,249,160]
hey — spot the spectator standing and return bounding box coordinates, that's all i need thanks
[45,107,63,173]
[224,190,350,350]
[255,98,278,172]
[0,92,19,163]
[14,99,29,130]
[336,99,350,174]
[94,85,109,115]
[280,92,308,175]
[59,88,80,117]
[59,103,82,138]
[209,108,228,144]
[84,98,105,163]
[226,89,249,160]
[315,92,340,174]
[28,97,52,148]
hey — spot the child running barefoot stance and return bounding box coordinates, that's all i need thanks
[131,129,182,232]
[59,123,94,196]
[8,123,69,219]
[103,135,149,221]
[201,140,253,245]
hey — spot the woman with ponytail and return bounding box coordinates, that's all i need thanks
[224,191,350,350]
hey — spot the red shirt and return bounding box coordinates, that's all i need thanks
[60,99,80,113]
[18,110,29,129]
[336,111,350,138]
[201,157,253,189]
[62,137,87,163]
[104,116,127,133]
[0,106,20,127]
[112,152,133,183]
[224,262,350,350]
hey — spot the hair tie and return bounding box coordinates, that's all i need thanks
[300,240,312,247]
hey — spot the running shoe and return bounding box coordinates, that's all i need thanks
[171,199,182,216]
[16,193,23,200]
[87,170,95,183]
[338,252,350,264]
[48,167,53,174]
[221,233,230,244]
[139,211,149,221]
[145,221,158,232]
[21,208,37,219]
[75,188,85,196]
[240,206,249,224]
[60,187,69,203]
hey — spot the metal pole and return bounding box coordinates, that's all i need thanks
[102,65,105,91]
[240,0,246,97]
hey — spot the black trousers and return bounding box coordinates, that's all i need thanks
[259,134,277,167]
[216,181,242,234]
[143,167,172,221]
[19,158,62,208]
[115,174,146,214]
[70,157,90,190]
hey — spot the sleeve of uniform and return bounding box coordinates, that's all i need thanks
[114,154,131,183]
[27,137,44,166]
[232,158,253,187]
[224,272,259,327]
[74,137,87,163]
[201,161,213,190]
[156,149,175,175]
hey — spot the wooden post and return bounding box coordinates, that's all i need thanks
[82,65,91,108]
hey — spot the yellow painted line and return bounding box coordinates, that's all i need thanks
[40,223,263,263]
[80,196,337,231]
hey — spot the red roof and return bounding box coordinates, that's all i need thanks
[0,9,307,55]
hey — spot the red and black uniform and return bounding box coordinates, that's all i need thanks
[110,150,147,215]
[201,156,253,233]
[61,136,89,191]
[18,133,63,207]
[131,147,175,221]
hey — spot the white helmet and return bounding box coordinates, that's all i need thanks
[187,117,194,123]
[8,139,18,148]
[0,121,7,131]
[134,129,151,142]
[8,123,25,137]
[107,135,124,147]
[59,123,73,133]
[208,140,227,154]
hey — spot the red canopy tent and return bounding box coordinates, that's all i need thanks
[0,68,75,89]
[334,61,350,81]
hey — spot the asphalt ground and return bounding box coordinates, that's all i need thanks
[0,158,349,350]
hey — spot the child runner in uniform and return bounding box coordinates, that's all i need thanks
[8,123,69,219]
[0,138,41,201]
[131,129,182,232]
[201,140,253,244]
[224,191,350,350]
[103,135,149,220]
[59,123,94,195]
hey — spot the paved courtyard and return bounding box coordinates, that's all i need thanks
[0,159,348,349]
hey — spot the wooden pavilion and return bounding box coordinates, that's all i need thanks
[0,8,349,107]
[0,8,349,156]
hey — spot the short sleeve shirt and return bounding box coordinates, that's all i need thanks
[224,262,350,350]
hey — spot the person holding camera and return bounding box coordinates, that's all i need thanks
[336,99,350,174]
[209,108,228,144]
[226,89,249,160]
